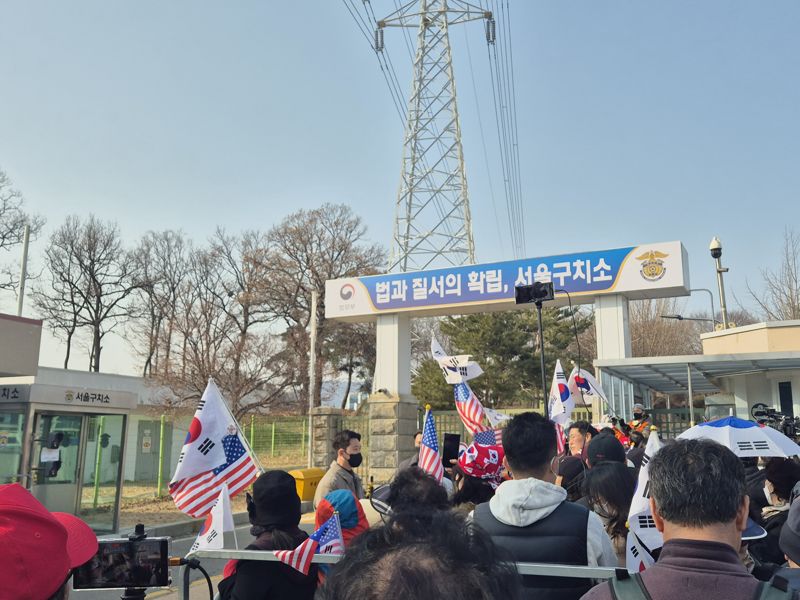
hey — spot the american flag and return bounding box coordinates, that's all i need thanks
[170,433,258,518]
[555,423,566,454]
[474,428,503,446]
[419,409,444,482]
[276,513,344,575]
[454,383,486,434]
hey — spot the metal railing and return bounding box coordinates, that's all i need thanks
[180,549,618,599]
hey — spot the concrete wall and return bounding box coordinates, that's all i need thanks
[702,321,800,355]
[719,370,800,418]
[0,314,42,377]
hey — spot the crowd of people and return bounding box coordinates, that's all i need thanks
[217,408,800,600]
[6,405,800,600]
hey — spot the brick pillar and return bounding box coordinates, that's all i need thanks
[368,391,419,484]
[310,407,343,469]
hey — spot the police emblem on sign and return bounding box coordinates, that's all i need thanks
[636,250,669,282]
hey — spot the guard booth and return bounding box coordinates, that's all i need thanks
[0,369,137,533]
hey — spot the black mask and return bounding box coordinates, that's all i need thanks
[347,452,363,468]
[633,412,643,421]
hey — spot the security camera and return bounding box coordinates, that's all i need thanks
[709,237,722,259]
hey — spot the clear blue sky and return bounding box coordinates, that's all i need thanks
[1,1,798,374]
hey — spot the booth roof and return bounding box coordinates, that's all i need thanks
[593,351,800,395]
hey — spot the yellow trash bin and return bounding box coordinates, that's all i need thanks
[289,468,325,502]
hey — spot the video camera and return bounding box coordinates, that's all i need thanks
[752,404,800,439]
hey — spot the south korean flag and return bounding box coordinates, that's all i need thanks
[171,379,231,484]
[190,485,234,553]
[627,431,664,566]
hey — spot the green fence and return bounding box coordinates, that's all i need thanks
[247,415,309,470]
[650,408,693,439]
[122,414,311,506]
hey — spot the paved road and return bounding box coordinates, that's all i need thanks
[72,523,314,600]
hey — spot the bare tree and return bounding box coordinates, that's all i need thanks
[129,231,191,376]
[35,215,140,371]
[263,204,385,407]
[326,322,376,409]
[629,298,700,357]
[748,228,800,321]
[0,167,44,291]
[153,238,296,418]
[32,238,87,368]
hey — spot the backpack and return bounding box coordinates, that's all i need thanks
[607,569,796,600]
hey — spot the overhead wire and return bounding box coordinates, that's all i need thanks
[463,25,505,257]
[494,0,524,257]
[344,0,521,264]
[485,0,525,258]
[347,0,458,256]
[500,0,526,255]
[485,0,521,257]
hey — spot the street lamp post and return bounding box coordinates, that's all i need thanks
[689,288,718,326]
[709,237,730,329]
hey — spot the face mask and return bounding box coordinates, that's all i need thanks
[347,452,363,469]
[765,484,774,506]
[633,413,643,421]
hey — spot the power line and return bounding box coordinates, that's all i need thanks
[464,25,505,256]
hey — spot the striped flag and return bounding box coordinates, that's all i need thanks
[474,428,503,446]
[169,382,258,517]
[189,485,234,553]
[454,383,487,434]
[276,513,344,575]
[170,431,258,517]
[419,408,444,482]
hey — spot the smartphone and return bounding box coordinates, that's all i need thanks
[72,537,170,590]
[442,433,461,467]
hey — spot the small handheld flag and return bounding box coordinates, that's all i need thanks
[419,407,444,483]
[190,485,234,553]
[454,383,487,435]
[568,368,608,406]
[275,513,344,575]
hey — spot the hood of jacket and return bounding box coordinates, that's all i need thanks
[488,476,567,527]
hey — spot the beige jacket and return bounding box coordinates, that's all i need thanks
[313,461,365,509]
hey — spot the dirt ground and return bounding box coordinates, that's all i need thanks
[117,461,305,529]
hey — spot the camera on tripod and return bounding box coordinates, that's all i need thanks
[752,403,800,439]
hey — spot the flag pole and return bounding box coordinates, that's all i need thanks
[333,510,344,550]
[210,377,266,475]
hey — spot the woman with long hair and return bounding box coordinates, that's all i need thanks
[583,461,636,566]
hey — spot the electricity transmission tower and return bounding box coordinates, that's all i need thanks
[377,1,493,272]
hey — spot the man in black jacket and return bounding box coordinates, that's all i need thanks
[472,412,615,600]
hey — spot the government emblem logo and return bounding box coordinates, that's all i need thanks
[636,250,669,281]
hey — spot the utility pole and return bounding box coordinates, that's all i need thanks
[377,0,491,272]
[16,224,30,317]
[307,290,318,468]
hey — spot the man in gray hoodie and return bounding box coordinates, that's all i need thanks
[472,411,615,600]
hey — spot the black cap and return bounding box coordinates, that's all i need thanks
[249,470,301,528]
[587,434,626,466]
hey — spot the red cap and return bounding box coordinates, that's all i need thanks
[457,442,505,488]
[0,484,98,599]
